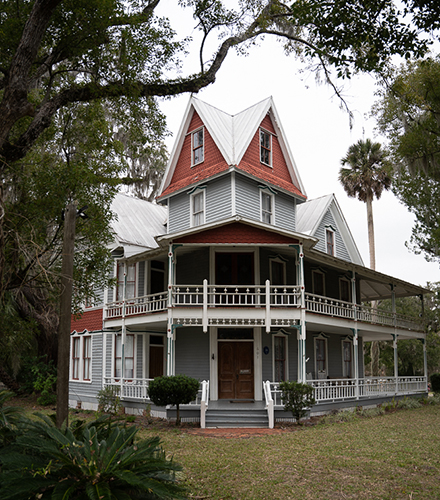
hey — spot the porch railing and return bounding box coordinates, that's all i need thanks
[104,285,422,332]
[200,380,210,429]
[263,380,274,428]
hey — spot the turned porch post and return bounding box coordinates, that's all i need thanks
[298,243,306,383]
[351,270,359,399]
[166,243,176,376]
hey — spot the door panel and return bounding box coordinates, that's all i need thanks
[218,341,254,400]
[149,346,164,379]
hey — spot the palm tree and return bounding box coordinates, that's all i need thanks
[339,139,393,376]
[339,138,392,270]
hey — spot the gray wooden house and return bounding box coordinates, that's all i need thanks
[70,97,428,427]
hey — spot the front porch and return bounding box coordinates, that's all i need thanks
[104,375,428,428]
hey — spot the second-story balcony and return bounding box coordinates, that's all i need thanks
[104,280,423,333]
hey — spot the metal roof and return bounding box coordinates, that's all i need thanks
[110,193,167,256]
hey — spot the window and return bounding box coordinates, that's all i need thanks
[312,270,325,296]
[150,260,166,295]
[270,258,286,286]
[192,128,204,166]
[273,335,287,382]
[342,339,353,378]
[71,334,92,382]
[83,336,91,380]
[191,190,205,226]
[115,334,135,379]
[117,263,137,300]
[72,337,80,380]
[260,129,272,166]
[261,190,274,224]
[339,278,351,303]
[326,229,335,256]
[314,334,328,378]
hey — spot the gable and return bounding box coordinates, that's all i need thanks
[174,222,300,245]
[159,111,229,198]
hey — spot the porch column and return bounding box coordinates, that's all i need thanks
[351,271,359,399]
[298,243,306,383]
[166,244,176,376]
[393,334,398,394]
[423,338,428,392]
[391,285,396,327]
[121,261,127,392]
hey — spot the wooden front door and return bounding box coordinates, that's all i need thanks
[218,342,254,400]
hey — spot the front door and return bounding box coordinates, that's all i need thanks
[218,341,254,400]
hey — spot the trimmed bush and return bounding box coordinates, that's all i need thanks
[0,414,187,500]
[148,375,200,425]
[430,373,440,393]
[279,381,316,424]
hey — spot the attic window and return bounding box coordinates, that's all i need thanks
[326,229,335,256]
[261,190,274,224]
[260,129,272,166]
[192,127,204,166]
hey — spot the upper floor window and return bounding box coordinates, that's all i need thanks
[261,190,274,224]
[326,228,335,256]
[312,270,325,297]
[117,263,137,300]
[260,129,272,166]
[191,190,205,226]
[339,277,351,303]
[192,128,204,166]
[115,334,135,379]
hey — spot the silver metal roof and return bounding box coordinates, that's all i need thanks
[111,193,167,255]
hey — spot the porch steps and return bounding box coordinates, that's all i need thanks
[205,403,268,428]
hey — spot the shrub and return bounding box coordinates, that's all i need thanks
[430,373,440,393]
[97,385,122,415]
[397,397,422,409]
[279,381,316,424]
[0,414,187,500]
[148,375,200,426]
[29,356,57,406]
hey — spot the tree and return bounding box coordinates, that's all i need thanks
[374,57,440,263]
[339,139,392,376]
[339,139,393,270]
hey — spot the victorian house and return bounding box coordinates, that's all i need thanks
[70,97,427,427]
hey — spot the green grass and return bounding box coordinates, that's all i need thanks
[13,396,440,499]
[137,405,440,500]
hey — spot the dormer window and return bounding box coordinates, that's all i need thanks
[326,228,335,256]
[260,129,272,166]
[191,189,205,226]
[192,127,204,166]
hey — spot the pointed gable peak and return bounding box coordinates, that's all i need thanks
[158,95,306,200]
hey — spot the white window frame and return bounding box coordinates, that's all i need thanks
[190,189,205,227]
[269,256,287,286]
[326,228,336,256]
[314,333,328,379]
[272,333,289,382]
[260,189,275,224]
[341,337,353,378]
[70,333,92,383]
[260,128,272,167]
[116,262,137,301]
[191,127,204,166]
[312,269,326,297]
[114,333,136,380]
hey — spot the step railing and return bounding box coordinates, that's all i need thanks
[200,380,210,429]
[263,380,274,428]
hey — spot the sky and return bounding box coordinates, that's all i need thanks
[156,7,439,288]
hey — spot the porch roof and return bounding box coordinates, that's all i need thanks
[307,248,429,300]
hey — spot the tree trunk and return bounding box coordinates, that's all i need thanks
[56,202,76,428]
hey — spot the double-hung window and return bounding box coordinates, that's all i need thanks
[83,336,91,381]
[326,229,335,256]
[314,334,328,378]
[261,190,274,224]
[71,334,92,382]
[273,335,288,382]
[72,337,80,380]
[191,190,205,226]
[117,263,136,300]
[115,334,135,380]
[260,129,272,166]
[342,339,353,378]
[192,128,204,166]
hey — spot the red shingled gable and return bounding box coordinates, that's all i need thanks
[239,115,306,199]
[175,222,299,245]
[158,111,229,199]
[71,308,103,334]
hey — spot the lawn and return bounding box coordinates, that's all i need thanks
[137,406,440,500]
[10,396,440,499]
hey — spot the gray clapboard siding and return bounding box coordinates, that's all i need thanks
[138,261,145,297]
[206,176,232,222]
[136,335,143,379]
[235,175,260,221]
[275,192,296,232]
[174,327,210,380]
[168,192,190,233]
[262,331,298,382]
[314,211,351,262]
[105,333,113,378]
